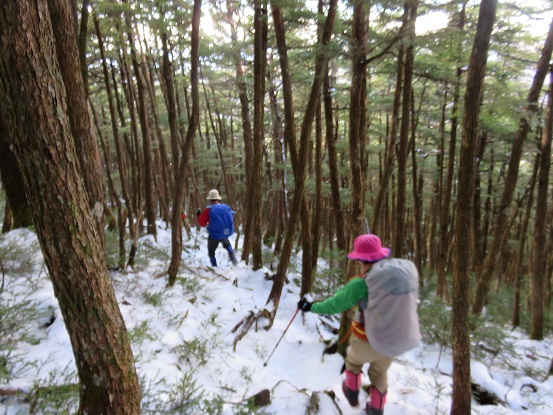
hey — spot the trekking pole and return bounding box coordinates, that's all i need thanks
[263,308,300,367]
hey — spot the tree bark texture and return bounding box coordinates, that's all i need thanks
[451,1,496,414]
[347,0,369,250]
[47,0,105,212]
[511,159,538,327]
[324,69,346,253]
[393,0,416,257]
[249,0,268,270]
[0,1,141,413]
[168,0,202,285]
[530,71,553,340]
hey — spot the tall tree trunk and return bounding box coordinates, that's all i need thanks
[168,0,202,285]
[143,53,171,223]
[393,0,417,257]
[161,31,182,213]
[95,15,133,269]
[512,159,538,327]
[306,0,328,293]
[482,147,494,256]
[372,45,404,233]
[346,0,369,253]
[324,68,346,252]
[0,1,141,413]
[226,1,255,262]
[410,95,423,274]
[91,102,127,270]
[529,71,553,340]
[243,0,268,270]
[472,18,553,315]
[123,1,157,237]
[116,47,144,266]
[47,0,105,213]
[437,2,466,300]
[471,132,487,271]
[427,84,448,272]
[310,73,323,277]
[265,68,286,248]
[451,1,496,414]
[339,0,370,356]
[267,0,337,318]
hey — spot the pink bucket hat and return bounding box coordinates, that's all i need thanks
[347,234,390,262]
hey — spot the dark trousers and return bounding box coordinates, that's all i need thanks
[207,237,237,266]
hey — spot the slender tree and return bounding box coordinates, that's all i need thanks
[472,18,553,315]
[451,1,497,414]
[512,159,538,327]
[393,0,417,257]
[267,0,338,317]
[324,67,346,253]
[168,0,202,285]
[123,0,157,237]
[529,71,553,340]
[347,0,369,250]
[248,0,268,270]
[224,1,255,262]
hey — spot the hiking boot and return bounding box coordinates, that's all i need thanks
[226,246,238,265]
[342,370,362,407]
[365,386,387,415]
[209,256,217,267]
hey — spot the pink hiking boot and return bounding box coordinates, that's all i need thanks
[366,386,387,415]
[342,369,362,407]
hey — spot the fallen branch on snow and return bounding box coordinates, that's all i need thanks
[231,309,272,351]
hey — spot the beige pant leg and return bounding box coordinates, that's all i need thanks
[345,335,393,393]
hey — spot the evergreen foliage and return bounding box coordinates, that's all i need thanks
[1,0,553,411]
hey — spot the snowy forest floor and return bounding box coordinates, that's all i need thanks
[1,222,552,414]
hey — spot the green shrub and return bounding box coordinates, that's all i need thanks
[417,290,452,352]
[27,364,79,415]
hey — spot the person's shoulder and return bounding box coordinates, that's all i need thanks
[348,276,367,288]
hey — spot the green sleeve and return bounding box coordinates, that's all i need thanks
[310,277,368,315]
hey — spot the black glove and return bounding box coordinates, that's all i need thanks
[298,298,312,312]
[196,208,202,216]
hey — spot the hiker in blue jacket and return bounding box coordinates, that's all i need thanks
[196,189,238,267]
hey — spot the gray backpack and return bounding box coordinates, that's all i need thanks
[362,258,421,357]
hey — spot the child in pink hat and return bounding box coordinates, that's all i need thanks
[298,234,421,415]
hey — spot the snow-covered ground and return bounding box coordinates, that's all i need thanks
[1,224,552,414]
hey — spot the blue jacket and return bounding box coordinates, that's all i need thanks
[198,203,235,239]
